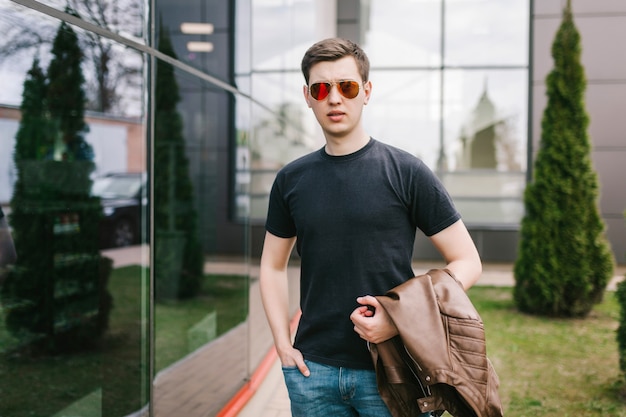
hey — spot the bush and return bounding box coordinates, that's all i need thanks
[513,0,613,317]
[617,279,626,377]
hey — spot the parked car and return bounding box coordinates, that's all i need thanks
[92,172,146,248]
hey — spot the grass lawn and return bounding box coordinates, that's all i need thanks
[1,266,624,417]
[468,286,626,417]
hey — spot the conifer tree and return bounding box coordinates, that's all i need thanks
[154,26,203,299]
[513,0,613,317]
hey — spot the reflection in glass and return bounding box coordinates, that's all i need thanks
[445,0,529,67]
[0,0,145,116]
[441,69,527,225]
[364,0,442,68]
[443,69,528,172]
[0,3,149,416]
[364,70,442,168]
[151,2,252,414]
[251,0,316,70]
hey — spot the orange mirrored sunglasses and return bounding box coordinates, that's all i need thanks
[309,80,361,101]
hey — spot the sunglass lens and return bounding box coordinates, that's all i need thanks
[339,81,359,99]
[311,82,330,100]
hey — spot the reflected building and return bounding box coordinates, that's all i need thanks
[458,83,499,170]
[457,82,521,172]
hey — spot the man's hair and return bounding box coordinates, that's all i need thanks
[301,38,370,85]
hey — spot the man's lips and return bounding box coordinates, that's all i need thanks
[327,111,345,122]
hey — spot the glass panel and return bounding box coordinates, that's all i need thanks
[443,69,527,172]
[146,0,230,76]
[248,71,322,221]
[9,0,147,41]
[245,0,318,223]
[445,0,529,67]
[0,2,150,416]
[442,68,528,225]
[365,70,442,169]
[0,0,145,115]
[252,0,316,70]
[152,1,251,416]
[364,0,442,68]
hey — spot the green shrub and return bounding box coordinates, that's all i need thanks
[513,0,613,317]
[617,279,626,376]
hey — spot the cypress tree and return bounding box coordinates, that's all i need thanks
[513,0,614,317]
[154,26,203,299]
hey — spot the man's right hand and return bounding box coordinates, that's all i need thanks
[278,346,310,377]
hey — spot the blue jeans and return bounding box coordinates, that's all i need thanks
[282,360,432,417]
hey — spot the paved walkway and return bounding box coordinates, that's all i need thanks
[102,246,626,417]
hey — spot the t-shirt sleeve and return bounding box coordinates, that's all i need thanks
[265,173,297,238]
[410,163,461,237]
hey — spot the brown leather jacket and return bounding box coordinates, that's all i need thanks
[370,269,503,417]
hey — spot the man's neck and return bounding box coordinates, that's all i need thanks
[324,131,370,156]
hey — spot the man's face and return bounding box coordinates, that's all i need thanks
[303,56,371,140]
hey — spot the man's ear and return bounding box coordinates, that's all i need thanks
[303,84,312,108]
[363,80,372,105]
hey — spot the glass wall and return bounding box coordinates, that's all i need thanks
[0,0,254,416]
[0,0,530,415]
[243,0,530,228]
[363,0,530,226]
[0,1,151,416]
[237,0,322,222]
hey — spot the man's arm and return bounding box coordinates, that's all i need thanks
[428,218,482,290]
[351,219,481,343]
[259,231,310,376]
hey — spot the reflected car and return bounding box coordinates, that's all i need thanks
[92,172,146,248]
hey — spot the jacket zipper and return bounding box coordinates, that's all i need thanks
[402,345,431,398]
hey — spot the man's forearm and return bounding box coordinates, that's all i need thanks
[259,269,293,352]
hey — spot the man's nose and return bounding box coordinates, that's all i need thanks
[326,84,342,103]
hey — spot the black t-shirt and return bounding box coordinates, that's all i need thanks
[266,138,460,369]
[0,206,4,220]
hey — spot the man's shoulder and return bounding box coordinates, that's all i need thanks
[371,139,425,168]
[277,148,322,174]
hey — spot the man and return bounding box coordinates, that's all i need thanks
[0,206,17,285]
[259,38,482,417]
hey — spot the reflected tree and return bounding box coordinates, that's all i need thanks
[47,14,93,161]
[153,25,203,300]
[1,13,112,352]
